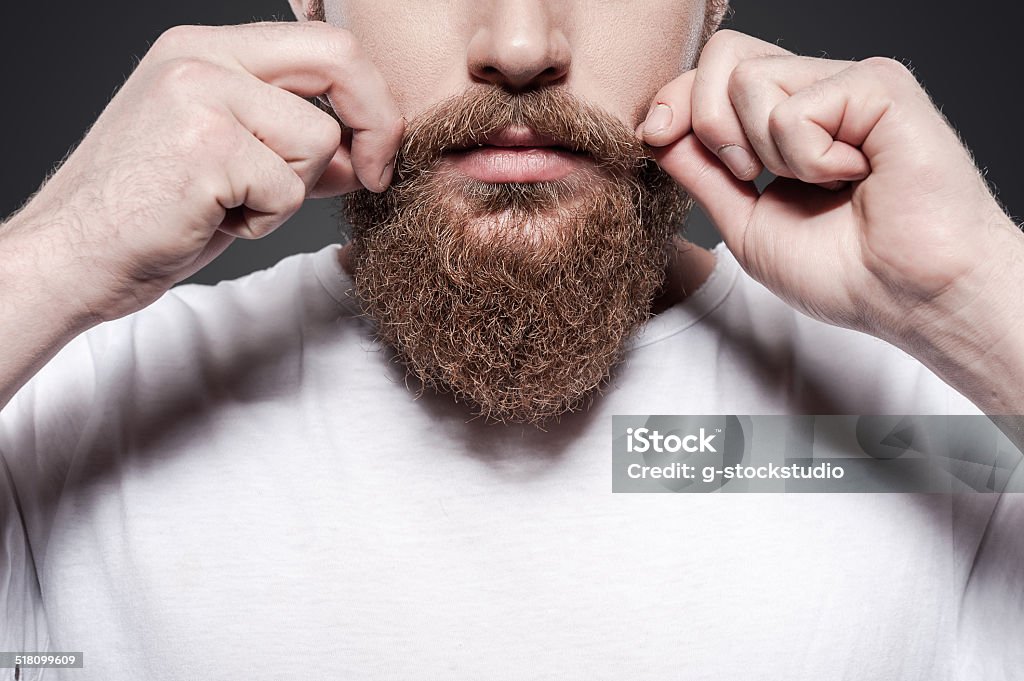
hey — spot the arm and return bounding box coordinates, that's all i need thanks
[904,230,1024,451]
[0,214,102,410]
[0,21,404,412]
[640,31,1024,447]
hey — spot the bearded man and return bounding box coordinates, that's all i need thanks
[1,0,1022,679]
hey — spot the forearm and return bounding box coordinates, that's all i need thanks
[0,215,101,410]
[899,218,1024,448]
[925,321,1024,452]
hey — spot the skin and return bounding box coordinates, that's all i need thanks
[639,31,1024,426]
[0,1,1022,442]
[309,0,721,295]
[312,0,1024,428]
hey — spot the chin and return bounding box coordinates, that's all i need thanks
[460,199,589,251]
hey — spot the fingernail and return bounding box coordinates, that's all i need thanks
[378,160,394,190]
[718,144,756,179]
[643,103,673,136]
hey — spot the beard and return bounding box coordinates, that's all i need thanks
[341,86,693,425]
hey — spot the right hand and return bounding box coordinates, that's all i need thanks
[4,21,404,323]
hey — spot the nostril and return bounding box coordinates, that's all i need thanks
[539,65,566,84]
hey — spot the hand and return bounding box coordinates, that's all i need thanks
[640,30,1023,353]
[5,21,404,322]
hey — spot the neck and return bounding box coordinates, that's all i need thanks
[651,237,716,314]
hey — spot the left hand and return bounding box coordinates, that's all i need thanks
[641,30,1023,353]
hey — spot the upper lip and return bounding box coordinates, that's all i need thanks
[453,126,580,153]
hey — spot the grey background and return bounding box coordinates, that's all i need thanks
[2,1,1020,286]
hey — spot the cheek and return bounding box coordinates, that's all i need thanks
[329,0,707,124]
[572,1,706,126]
[328,2,470,117]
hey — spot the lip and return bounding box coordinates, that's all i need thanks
[444,126,588,183]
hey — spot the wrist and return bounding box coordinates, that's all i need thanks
[0,211,111,408]
[1,209,109,332]
[894,216,1024,414]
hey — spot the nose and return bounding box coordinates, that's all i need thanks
[467,0,572,90]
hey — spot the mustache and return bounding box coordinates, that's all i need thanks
[341,87,693,424]
[394,86,653,180]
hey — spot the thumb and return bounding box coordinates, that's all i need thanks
[653,133,758,260]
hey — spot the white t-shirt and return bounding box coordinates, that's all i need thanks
[2,242,1021,680]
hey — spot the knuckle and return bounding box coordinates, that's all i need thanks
[745,132,781,170]
[767,103,798,138]
[279,174,307,216]
[154,57,217,93]
[727,60,763,98]
[322,27,360,63]
[309,113,343,156]
[861,56,913,83]
[706,28,740,51]
[151,25,206,57]
[704,30,787,60]
[690,106,729,144]
[176,104,235,158]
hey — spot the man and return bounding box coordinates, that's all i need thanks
[1,0,1022,678]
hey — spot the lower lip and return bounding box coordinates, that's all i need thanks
[445,146,586,183]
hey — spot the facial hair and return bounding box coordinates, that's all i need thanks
[341,86,692,425]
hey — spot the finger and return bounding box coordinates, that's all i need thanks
[766,63,902,186]
[216,68,345,192]
[727,55,853,180]
[154,22,404,192]
[653,133,759,262]
[309,144,363,198]
[216,132,308,240]
[636,69,697,147]
[689,30,793,181]
[228,80,362,197]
